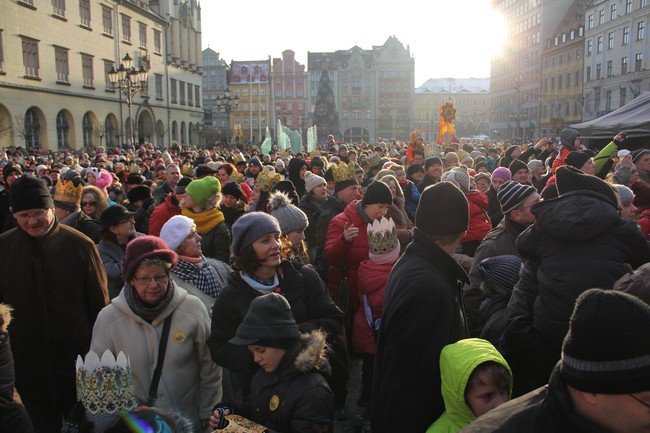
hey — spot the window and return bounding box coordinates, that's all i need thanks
[594,90,601,110]
[153,29,161,53]
[624,26,630,44]
[25,108,41,148]
[635,53,643,71]
[620,87,627,105]
[56,111,69,149]
[82,113,93,147]
[597,36,603,53]
[155,73,162,99]
[598,9,605,25]
[195,86,200,108]
[79,0,90,27]
[55,46,69,82]
[626,0,633,13]
[0,30,4,72]
[605,90,612,110]
[575,70,580,85]
[103,60,113,90]
[587,39,593,55]
[53,0,66,18]
[588,14,594,29]
[608,32,615,49]
[187,83,193,106]
[637,21,645,40]
[558,75,563,89]
[586,66,591,81]
[82,54,93,87]
[139,22,147,48]
[22,37,39,78]
[642,0,649,7]
[566,73,571,87]
[121,14,131,43]
[611,3,617,19]
[170,78,177,103]
[622,56,629,74]
[596,63,602,79]
[179,80,185,105]
[607,60,613,77]
[102,6,112,35]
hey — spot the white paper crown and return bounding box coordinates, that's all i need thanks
[367,217,399,255]
[76,350,138,431]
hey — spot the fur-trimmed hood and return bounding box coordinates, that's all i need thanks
[294,329,329,374]
[0,304,12,332]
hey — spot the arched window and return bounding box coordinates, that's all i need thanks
[105,116,115,148]
[24,108,41,149]
[56,111,69,149]
[83,113,93,147]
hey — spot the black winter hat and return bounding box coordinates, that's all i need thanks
[174,177,192,194]
[508,159,529,177]
[416,182,469,236]
[555,165,618,206]
[229,293,300,349]
[10,175,54,213]
[125,174,144,185]
[100,204,135,230]
[565,151,591,170]
[221,181,243,200]
[424,157,443,171]
[3,163,23,180]
[362,180,393,206]
[560,289,650,394]
[406,163,424,176]
[127,185,152,204]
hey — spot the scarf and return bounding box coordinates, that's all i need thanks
[124,280,175,322]
[181,207,225,235]
[173,256,222,298]
[240,271,279,294]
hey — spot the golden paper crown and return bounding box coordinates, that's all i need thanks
[410,129,423,145]
[332,161,356,183]
[232,152,246,165]
[367,217,399,255]
[53,179,83,205]
[181,162,194,177]
[230,170,244,184]
[255,166,282,193]
[128,163,141,175]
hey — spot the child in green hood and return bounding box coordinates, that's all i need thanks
[426,338,512,433]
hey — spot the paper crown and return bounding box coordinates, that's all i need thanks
[181,162,194,177]
[230,170,244,184]
[366,153,382,169]
[128,163,141,175]
[232,152,246,165]
[367,217,399,255]
[332,161,356,183]
[53,179,83,205]
[255,166,282,193]
[410,130,423,145]
[76,350,138,431]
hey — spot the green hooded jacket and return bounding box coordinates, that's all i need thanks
[425,338,512,433]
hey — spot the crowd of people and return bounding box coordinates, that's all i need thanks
[0,129,649,433]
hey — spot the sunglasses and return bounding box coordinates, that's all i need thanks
[82,201,98,206]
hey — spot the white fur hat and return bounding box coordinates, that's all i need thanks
[160,215,194,251]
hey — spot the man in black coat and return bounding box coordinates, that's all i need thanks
[371,182,470,433]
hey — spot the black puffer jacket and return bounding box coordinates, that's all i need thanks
[240,330,334,433]
[501,191,650,393]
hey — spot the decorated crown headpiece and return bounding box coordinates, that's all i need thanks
[76,350,138,431]
[332,161,356,183]
[230,170,244,184]
[232,152,246,165]
[367,217,399,255]
[53,179,83,205]
[410,130,423,145]
[255,166,282,193]
[366,153,382,169]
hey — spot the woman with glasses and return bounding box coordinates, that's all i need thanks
[97,205,142,299]
[81,185,109,221]
[90,236,222,431]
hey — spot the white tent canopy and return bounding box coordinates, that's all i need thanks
[570,91,650,139]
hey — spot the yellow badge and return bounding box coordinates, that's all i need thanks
[269,395,280,411]
[172,330,186,344]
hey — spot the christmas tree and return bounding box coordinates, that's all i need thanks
[312,69,340,144]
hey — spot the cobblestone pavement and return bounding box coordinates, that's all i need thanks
[334,355,370,433]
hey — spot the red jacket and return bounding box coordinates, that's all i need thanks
[462,190,491,243]
[551,147,572,174]
[353,259,392,355]
[323,201,369,312]
[639,209,650,240]
[148,193,181,237]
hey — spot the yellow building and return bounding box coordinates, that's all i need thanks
[228,59,272,146]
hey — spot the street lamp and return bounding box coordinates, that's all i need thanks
[108,53,148,146]
[216,88,239,146]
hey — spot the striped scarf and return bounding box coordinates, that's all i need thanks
[172,256,222,298]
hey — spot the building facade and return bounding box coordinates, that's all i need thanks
[582,0,650,121]
[539,1,586,136]
[228,59,272,146]
[202,47,229,145]
[0,0,202,150]
[414,78,490,143]
[271,50,308,139]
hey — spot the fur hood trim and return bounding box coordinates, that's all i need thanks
[0,304,12,331]
[294,329,329,373]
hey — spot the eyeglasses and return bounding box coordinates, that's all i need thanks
[628,393,650,410]
[132,275,168,285]
[13,208,49,223]
[82,201,98,207]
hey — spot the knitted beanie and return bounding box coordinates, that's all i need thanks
[527,159,544,173]
[555,165,618,206]
[497,180,536,214]
[221,181,243,200]
[231,212,281,256]
[304,171,326,194]
[10,175,54,212]
[565,152,591,170]
[446,166,471,193]
[560,289,650,394]
[560,128,579,147]
[632,149,650,164]
[613,184,634,205]
[491,167,512,181]
[185,176,221,209]
[504,145,519,158]
[175,177,192,194]
[508,159,529,177]
[269,192,309,235]
[416,182,469,236]
[127,185,152,204]
[229,293,300,348]
[3,163,23,180]
[362,180,393,206]
[122,236,177,281]
[424,157,443,171]
[478,255,522,291]
[248,156,262,168]
[160,215,194,251]
[407,164,424,176]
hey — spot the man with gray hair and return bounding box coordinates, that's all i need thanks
[153,163,182,204]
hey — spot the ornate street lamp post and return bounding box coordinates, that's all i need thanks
[216,88,239,146]
[108,53,148,146]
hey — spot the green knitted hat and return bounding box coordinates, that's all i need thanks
[185,176,221,208]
